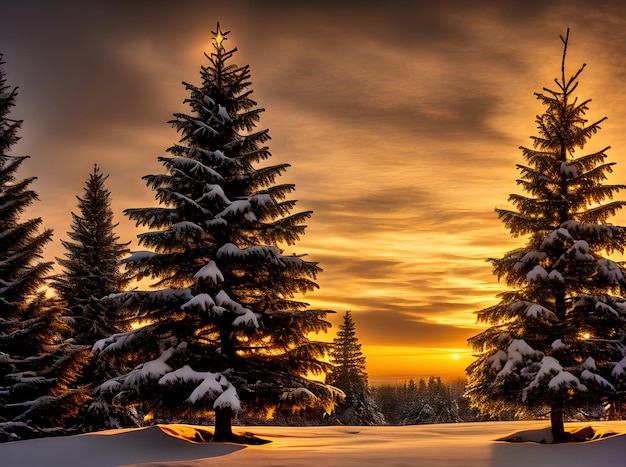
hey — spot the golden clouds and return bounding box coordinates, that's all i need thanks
[5,1,626,383]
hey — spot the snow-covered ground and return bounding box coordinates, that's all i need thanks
[1,420,625,467]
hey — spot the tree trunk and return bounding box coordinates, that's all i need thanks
[550,405,567,443]
[213,407,234,442]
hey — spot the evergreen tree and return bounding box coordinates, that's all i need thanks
[50,164,132,430]
[402,377,461,425]
[326,311,384,425]
[371,378,473,425]
[51,164,131,345]
[371,383,404,424]
[95,24,339,441]
[0,54,88,441]
[466,30,626,442]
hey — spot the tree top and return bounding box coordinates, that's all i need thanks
[212,22,228,51]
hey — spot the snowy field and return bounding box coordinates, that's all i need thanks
[1,420,625,467]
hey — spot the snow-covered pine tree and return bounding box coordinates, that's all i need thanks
[50,164,132,430]
[402,377,461,425]
[326,311,384,425]
[466,30,626,442]
[94,24,340,441]
[0,54,88,441]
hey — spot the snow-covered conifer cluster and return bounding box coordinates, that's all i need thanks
[0,54,89,442]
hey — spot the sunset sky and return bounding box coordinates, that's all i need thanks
[4,0,626,384]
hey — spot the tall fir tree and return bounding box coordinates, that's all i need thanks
[95,24,339,441]
[326,311,384,425]
[466,30,626,442]
[50,164,132,430]
[0,54,88,441]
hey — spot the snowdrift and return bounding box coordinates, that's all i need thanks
[0,425,244,467]
[1,420,625,467]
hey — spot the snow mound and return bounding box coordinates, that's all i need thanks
[0,425,245,467]
[497,425,619,444]
[1,421,625,467]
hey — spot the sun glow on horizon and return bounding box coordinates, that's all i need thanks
[363,345,473,385]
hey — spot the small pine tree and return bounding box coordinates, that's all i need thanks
[0,54,88,441]
[51,164,131,345]
[50,164,132,430]
[466,30,626,442]
[94,24,340,441]
[326,311,385,425]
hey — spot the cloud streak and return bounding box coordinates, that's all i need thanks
[4,0,626,383]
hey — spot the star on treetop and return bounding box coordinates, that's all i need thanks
[212,22,228,49]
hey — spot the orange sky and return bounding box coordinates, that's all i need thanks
[4,1,626,384]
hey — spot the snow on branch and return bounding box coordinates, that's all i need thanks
[526,265,548,282]
[120,250,156,265]
[514,251,547,270]
[181,293,222,315]
[193,261,224,285]
[568,240,594,261]
[93,329,141,354]
[122,347,175,389]
[94,379,121,395]
[188,147,229,164]
[217,199,252,219]
[612,355,626,378]
[594,300,620,317]
[580,369,615,390]
[217,242,281,263]
[511,300,557,320]
[523,356,587,401]
[232,309,259,327]
[540,228,573,249]
[215,290,259,327]
[170,221,204,237]
[560,161,579,178]
[217,104,230,123]
[192,118,218,137]
[158,366,241,411]
[249,193,272,207]
[279,254,307,268]
[559,220,625,243]
[213,383,241,412]
[489,339,540,377]
[161,156,223,181]
[597,259,625,284]
[281,387,318,404]
[159,366,222,401]
[197,183,231,204]
[150,288,194,302]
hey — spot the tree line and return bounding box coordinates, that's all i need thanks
[1,25,626,444]
[372,378,475,425]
